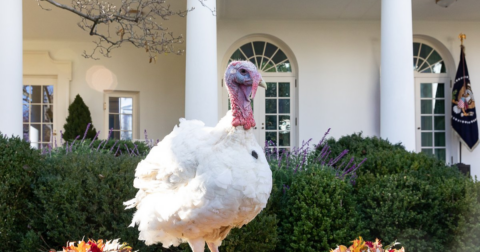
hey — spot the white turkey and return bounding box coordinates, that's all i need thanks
[124,61,272,252]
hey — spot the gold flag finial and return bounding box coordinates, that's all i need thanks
[459,33,467,45]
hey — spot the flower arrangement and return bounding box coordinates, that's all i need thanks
[62,239,134,252]
[330,237,405,252]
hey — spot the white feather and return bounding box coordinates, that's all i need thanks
[124,111,272,247]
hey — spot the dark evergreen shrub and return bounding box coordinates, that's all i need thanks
[220,211,278,252]
[63,94,97,141]
[0,133,42,251]
[278,166,363,252]
[29,151,153,251]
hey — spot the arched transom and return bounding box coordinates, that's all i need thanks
[229,41,292,72]
[413,42,446,74]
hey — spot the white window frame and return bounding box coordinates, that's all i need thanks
[413,36,456,163]
[23,76,58,149]
[103,91,140,140]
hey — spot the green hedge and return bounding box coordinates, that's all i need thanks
[2,132,480,252]
[277,167,363,252]
[0,134,42,251]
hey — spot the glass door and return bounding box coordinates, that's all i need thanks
[415,78,450,161]
[254,77,295,152]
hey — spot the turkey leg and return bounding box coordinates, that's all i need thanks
[188,238,205,252]
[207,242,220,252]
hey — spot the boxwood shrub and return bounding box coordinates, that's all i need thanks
[0,134,42,251]
[277,166,363,252]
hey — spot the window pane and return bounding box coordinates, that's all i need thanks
[253,41,265,56]
[272,49,287,63]
[121,131,133,141]
[109,97,120,113]
[111,131,120,140]
[240,43,254,58]
[249,57,256,66]
[421,132,433,147]
[23,86,32,103]
[120,98,133,114]
[279,82,290,97]
[109,114,120,130]
[422,148,433,156]
[264,43,278,59]
[421,100,432,114]
[413,43,421,57]
[29,124,41,143]
[43,86,54,103]
[434,116,445,130]
[265,115,277,130]
[279,131,290,146]
[23,104,29,123]
[427,50,442,65]
[279,99,290,114]
[231,49,246,61]
[419,44,433,59]
[279,116,291,131]
[265,99,277,113]
[432,62,445,74]
[435,149,446,161]
[261,59,274,71]
[31,105,42,123]
[416,59,426,72]
[42,124,53,142]
[434,132,446,147]
[277,61,292,72]
[420,83,432,98]
[265,64,277,72]
[266,132,277,146]
[31,86,42,103]
[120,114,133,131]
[441,62,447,73]
[420,67,432,73]
[421,116,433,130]
[266,82,277,97]
[433,83,445,98]
[43,105,53,123]
[23,124,29,141]
[433,100,445,114]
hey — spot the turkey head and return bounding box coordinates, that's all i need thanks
[225,61,267,130]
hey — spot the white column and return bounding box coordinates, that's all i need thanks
[0,1,22,137]
[185,0,218,126]
[380,0,416,151]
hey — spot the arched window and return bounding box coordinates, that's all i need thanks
[229,41,292,72]
[225,39,296,150]
[413,42,446,74]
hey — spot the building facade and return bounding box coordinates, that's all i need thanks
[1,0,479,175]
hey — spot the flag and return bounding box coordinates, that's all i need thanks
[451,45,479,151]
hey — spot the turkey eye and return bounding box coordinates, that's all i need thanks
[251,150,258,159]
[240,69,247,75]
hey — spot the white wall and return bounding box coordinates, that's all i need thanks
[23,40,186,142]
[217,19,480,177]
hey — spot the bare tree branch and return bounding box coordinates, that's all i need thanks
[36,0,194,62]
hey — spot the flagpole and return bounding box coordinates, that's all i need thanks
[458,33,466,164]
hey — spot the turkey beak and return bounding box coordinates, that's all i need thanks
[259,79,267,90]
